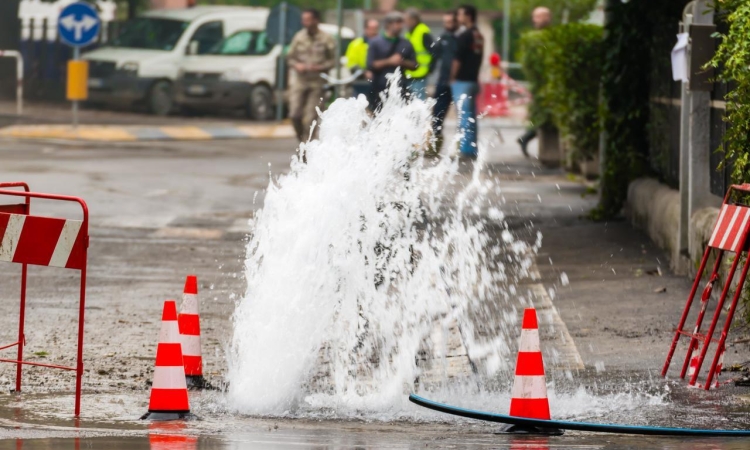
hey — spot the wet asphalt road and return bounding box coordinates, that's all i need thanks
[0,110,749,448]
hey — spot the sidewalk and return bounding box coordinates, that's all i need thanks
[469,114,744,380]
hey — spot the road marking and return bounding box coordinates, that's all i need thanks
[152,227,224,240]
[0,124,296,142]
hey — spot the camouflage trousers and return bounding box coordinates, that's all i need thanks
[289,81,325,142]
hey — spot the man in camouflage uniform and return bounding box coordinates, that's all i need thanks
[287,8,336,142]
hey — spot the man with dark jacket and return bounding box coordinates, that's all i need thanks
[366,12,417,111]
[429,11,458,156]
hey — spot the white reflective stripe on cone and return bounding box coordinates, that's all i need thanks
[511,375,548,399]
[518,329,540,352]
[159,321,180,344]
[152,366,189,390]
[180,333,201,356]
[181,293,198,314]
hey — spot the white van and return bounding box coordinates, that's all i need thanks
[83,6,268,115]
[173,24,355,121]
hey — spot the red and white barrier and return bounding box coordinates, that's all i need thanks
[143,300,190,419]
[478,74,532,118]
[0,183,89,417]
[708,205,750,252]
[178,275,203,383]
[509,308,551,420]
[0,212,85,269]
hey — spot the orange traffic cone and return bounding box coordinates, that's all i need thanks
[178,275,205,388]
[141,300,192,420]
[501,308,562,435]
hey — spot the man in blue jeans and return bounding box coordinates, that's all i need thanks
[451,4,484,159]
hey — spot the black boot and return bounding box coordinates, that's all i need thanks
[291,117,305,142]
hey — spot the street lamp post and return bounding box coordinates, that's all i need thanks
[502,0,510,66]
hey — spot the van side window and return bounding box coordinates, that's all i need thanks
[190,21,224,54]
[254,31,270,55]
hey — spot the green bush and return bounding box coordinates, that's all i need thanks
[520,24,604,161]
[519,30,551,127]
[709,0,750,185]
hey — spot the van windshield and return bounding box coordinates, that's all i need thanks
[110,18,189,51]
[210,30,271,55]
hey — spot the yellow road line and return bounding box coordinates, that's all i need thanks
[158,126,212,140]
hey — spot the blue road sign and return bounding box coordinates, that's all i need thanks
[58,2,100,48]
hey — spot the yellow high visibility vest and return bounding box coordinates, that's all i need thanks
[345,37,368,70]
[405,22,432,79]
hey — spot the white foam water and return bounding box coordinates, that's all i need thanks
[225,78,663,420]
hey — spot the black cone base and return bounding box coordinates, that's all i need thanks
[186,375,209,390]
[496,423,564,436]
[140,411,197,421]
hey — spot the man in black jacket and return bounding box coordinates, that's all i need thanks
[429,11,458,156]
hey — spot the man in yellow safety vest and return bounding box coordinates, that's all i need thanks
[404,8,436,100]
[345,18,380,101]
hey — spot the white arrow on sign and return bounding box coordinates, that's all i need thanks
[60,13,98,42]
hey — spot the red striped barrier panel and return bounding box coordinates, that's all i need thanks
[0,182,89,416]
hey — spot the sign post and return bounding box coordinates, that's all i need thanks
[266,2,302,121]
[58,2,100,128]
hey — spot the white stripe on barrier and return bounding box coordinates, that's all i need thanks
[152,366,189,390]
[0,214,26,262]
[518,329,540,352]
[180,333,201,356]
[48,219,82,267]
[181,293,198,314]
[158,321,180,344]
[511,375,548,399]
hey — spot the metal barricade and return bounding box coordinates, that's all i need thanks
[0,182,89,416]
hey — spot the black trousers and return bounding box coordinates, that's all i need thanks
[432,84,452,137]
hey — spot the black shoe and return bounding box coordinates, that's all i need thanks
[517,137,529,158]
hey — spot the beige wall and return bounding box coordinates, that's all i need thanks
[150,0,188,10]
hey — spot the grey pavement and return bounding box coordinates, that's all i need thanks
[0,104,748,448]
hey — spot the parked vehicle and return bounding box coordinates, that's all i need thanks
[82,6,268,115]
[173,23,355,120]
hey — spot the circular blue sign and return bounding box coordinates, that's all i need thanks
[58,2,101,48]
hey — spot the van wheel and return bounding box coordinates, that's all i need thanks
[247,84,274,121]
[148,80,174,116]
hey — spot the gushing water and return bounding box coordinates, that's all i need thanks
[226,79,659,419]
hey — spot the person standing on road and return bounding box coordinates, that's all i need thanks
[404,9,436,101]
[346,19,380,101]
[287,8,336,142]
[366,12,417,112]
[517,6,552,157]
[429,10,458,156]
[451,4,484,159]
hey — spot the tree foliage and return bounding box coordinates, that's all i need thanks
[708,0,750,185]
[593,0,684,220]
[520,24,603,161]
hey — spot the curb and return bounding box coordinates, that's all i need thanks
[0,124,295,141]
[626,177,719,275]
